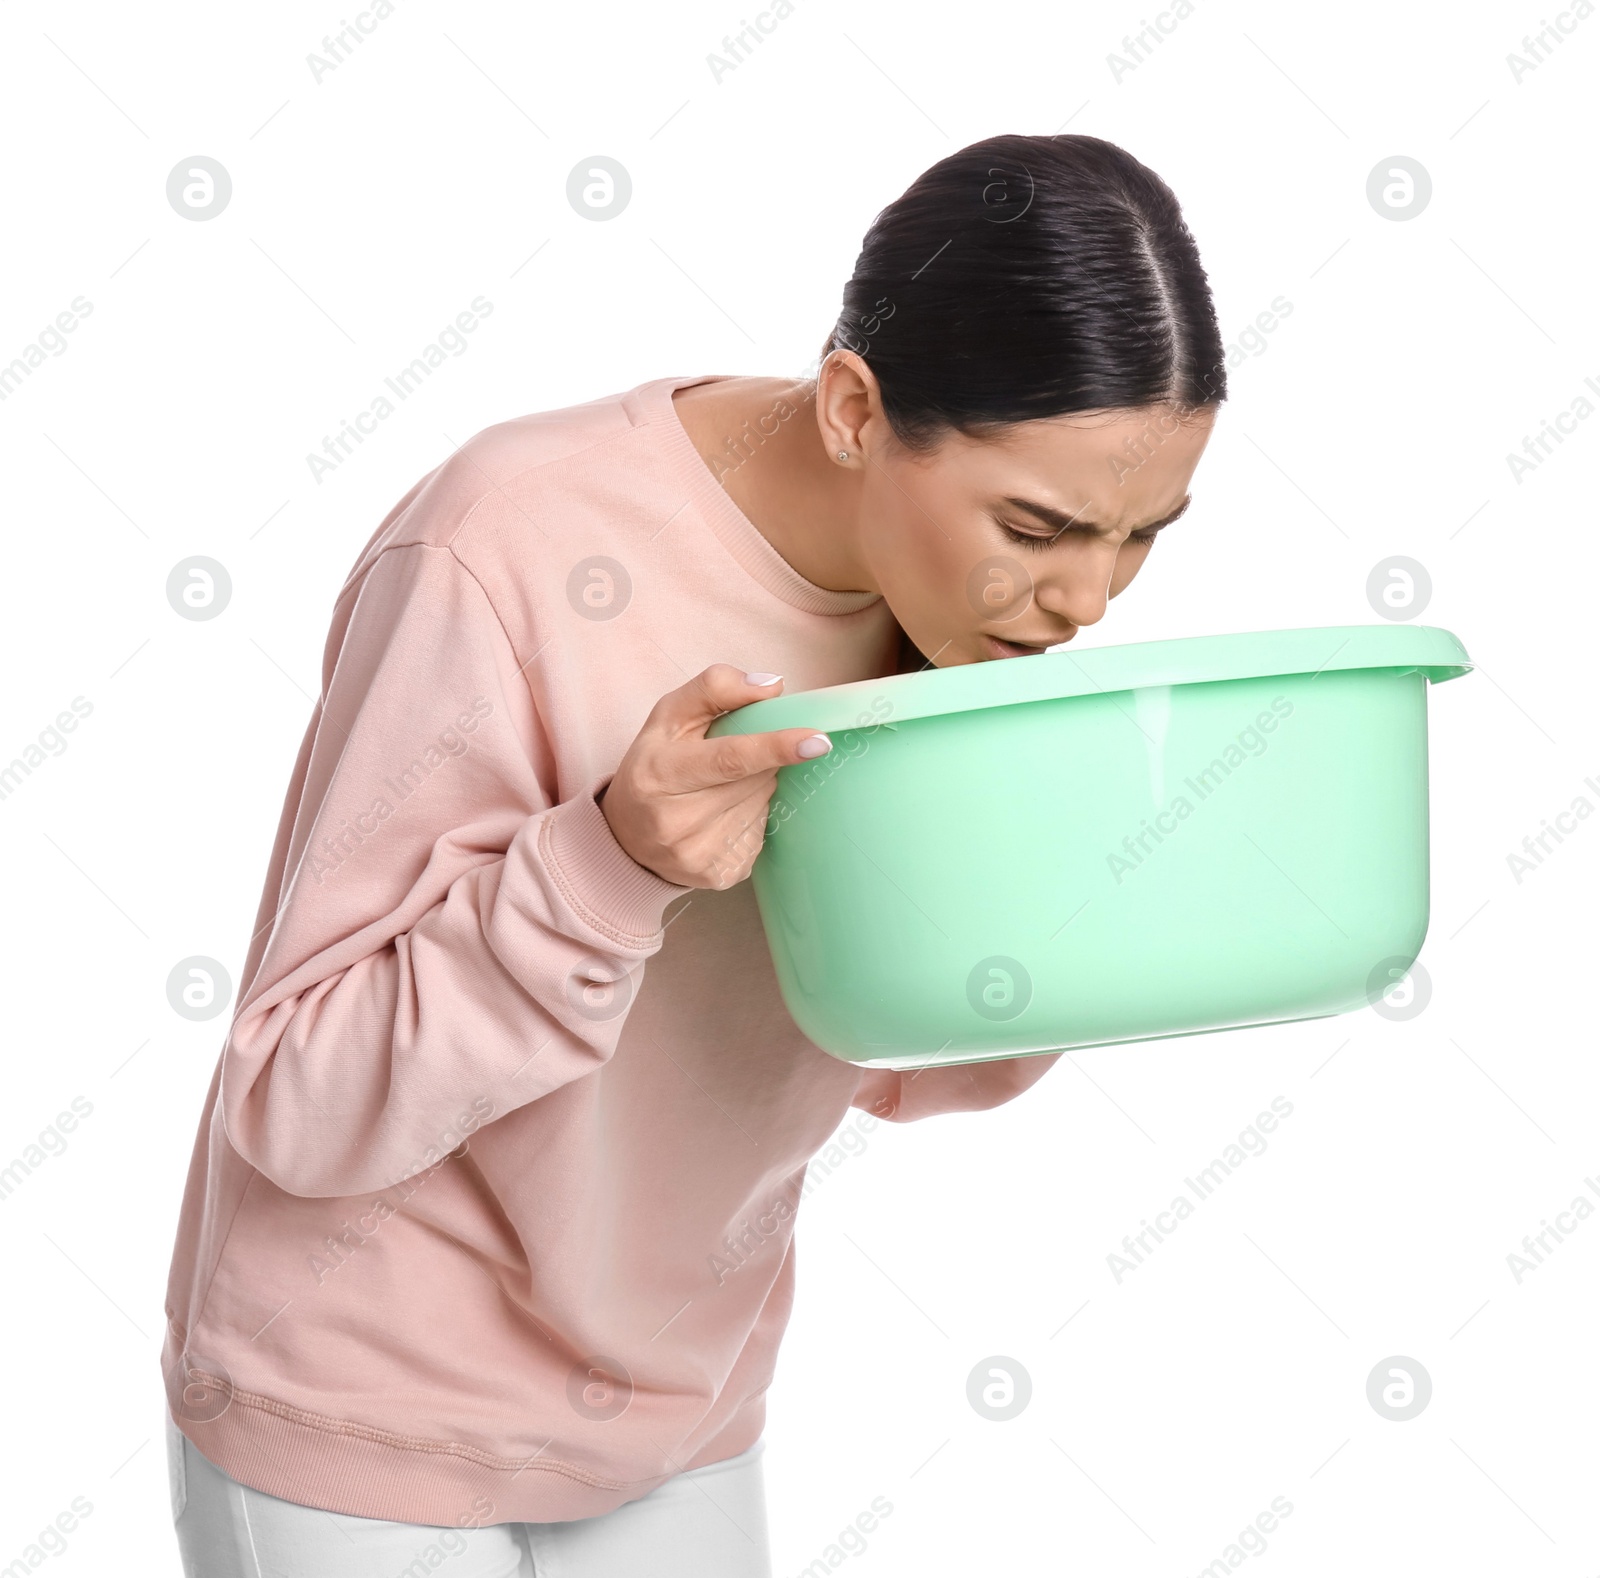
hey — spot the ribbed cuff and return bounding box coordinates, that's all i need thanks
[538,774,693,946]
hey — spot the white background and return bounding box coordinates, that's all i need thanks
[2,0,1596,1572]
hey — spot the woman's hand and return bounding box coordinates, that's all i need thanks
[599,665,833,889]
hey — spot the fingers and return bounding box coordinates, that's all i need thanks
[700,785,784,890]
[646,664,785,738]
[646,665,833,792]
[674,725,833,793]
[602,663,840,887]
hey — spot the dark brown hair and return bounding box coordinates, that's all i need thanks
[821,133,1228,451]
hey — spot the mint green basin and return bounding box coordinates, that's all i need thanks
[705,625,1472,1069]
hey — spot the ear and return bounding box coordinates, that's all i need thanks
[815,351,879,460]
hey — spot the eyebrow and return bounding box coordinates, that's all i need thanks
[998,493,1194,540]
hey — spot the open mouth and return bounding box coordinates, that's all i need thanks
[983,634,1059,659]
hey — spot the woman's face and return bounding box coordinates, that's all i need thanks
[844,395,1217,667]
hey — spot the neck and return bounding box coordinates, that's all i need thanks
[678,378,876,594]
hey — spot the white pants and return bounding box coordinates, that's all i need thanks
[166,1409,772,1577]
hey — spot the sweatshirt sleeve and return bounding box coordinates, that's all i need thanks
[219,540,692,1199]
[850,1051,1064,1124]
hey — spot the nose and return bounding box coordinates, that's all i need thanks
[1032,561,1112,630]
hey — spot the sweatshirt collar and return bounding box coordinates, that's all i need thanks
[628,375,885,618]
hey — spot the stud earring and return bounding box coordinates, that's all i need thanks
[837,450,849,461]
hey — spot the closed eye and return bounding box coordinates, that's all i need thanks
[995,519,1168,552]
[995,520,1058,552]
[993,492,1191,551]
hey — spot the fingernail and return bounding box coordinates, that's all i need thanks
[744,671,783,687]
[796,734,832,759]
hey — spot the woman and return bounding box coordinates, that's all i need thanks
[163,131,1226,1576]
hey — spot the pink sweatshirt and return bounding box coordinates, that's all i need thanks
[162,373,1063,1526]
